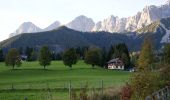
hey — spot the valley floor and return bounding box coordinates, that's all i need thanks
[0,61,130,100]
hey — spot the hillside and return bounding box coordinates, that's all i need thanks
[0,26,135,51]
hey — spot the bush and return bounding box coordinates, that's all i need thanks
[71,86,120,100]
[120,83,133,100]
[131,69,162,100]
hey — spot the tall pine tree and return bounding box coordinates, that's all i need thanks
[138,38,154,70]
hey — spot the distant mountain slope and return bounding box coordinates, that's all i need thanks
[136,21,161,33]
[1,26,135,51]
[136,17,170,44]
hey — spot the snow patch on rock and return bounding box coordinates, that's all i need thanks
[161,23,170,43]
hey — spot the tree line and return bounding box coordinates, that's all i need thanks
[0,43,131,70]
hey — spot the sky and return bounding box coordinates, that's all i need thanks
[0,0,166,42]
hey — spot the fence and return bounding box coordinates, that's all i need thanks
[0,80,122,90]
[145,86,170,100]
[0,80,121,100]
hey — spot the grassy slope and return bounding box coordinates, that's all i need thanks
[0,61,130,100]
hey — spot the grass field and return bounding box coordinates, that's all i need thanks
[0,60,131,100]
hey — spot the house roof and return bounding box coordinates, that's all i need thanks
[107,58,121,63]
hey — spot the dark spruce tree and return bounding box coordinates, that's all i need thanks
[30,51,37,61]
[19,47,23,55]
[38,46,51,69]
[25,47,33,61]
[84,47,102,69]
[62,48,78,69]
[107,45,114,61]
[5,48,21,69]
[56,52,63,60]
[119,43,131,69]
[101,47,107,68]
[76,47,82,59]
[75,47,88,60]
[0,49,4,62]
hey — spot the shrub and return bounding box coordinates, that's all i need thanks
[120,83,133,100]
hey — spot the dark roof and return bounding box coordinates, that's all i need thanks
[107,58,121,63]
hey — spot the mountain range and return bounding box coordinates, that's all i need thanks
[9,0,170,37]
[2,17,170,53]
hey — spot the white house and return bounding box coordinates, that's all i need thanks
[107,58,124,70]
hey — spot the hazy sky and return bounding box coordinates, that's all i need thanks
[0,0,166,41]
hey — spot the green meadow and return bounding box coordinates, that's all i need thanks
[0,61,131,100]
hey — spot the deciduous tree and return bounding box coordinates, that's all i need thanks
[62,48,78,69]
[84,47,102,68]
[5,48,21,69]
[39,46,51,69]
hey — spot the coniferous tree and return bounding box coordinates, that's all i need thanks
[56,52,63,60]
[131,37,157,99]
[131,54,139,67]
[107,45,114,61]
[19,47,23,55]
[25,47,34,61]
[121,53,129,68]
[0,49,4,62]
[101,47,107,68]
[51,51,56,60]
[137,38,154,70]
[76,47,82,59]
[30,51,37,61]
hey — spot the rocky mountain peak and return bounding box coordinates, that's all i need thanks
[66,15,95,32]
[44,21,61,31]
[10,1,170,37]
[165,0,170,4]
[9,22,42,37]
